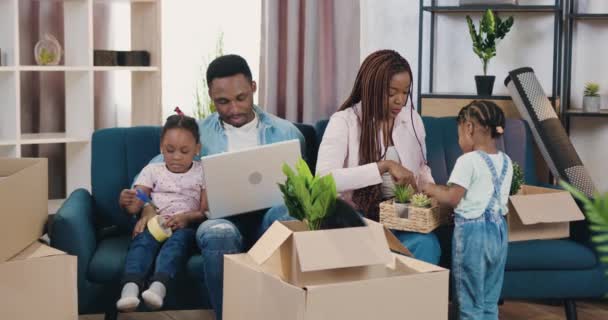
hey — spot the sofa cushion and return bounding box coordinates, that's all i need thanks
[506,239,597,271]
[88,235,131,283]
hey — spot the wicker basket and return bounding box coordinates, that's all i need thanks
[379,199,448,233]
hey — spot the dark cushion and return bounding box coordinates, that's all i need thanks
[294,123,318,172]
[186,254,205,281]
[88,235,131,283]
[92,127,162,232]
[506,239,597,271]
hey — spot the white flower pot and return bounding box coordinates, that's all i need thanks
[583,96,601,112]
[394,202,409,219]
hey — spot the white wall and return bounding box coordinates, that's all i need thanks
[360,0,608,192]
[161,0,261,120]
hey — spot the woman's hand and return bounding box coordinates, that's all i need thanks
[378,160,416,188]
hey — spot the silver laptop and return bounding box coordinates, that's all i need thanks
[201,139,301,219]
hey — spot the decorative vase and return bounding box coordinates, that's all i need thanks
[475,75,496,96]
[583,96,601,112]
[394,202,409,219]
[34,34,62,66]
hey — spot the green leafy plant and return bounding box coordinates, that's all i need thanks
[195,31,224,120]
[278,159,338,230]
[394,184,415,204]
[411,193,432,208]
[584,83,600,97]
[38,48,56,65]
[510,162,524,195]
[466,9,514,75]
[560,181,608,278]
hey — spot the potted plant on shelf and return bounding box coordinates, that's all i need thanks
[583,82,601,113]
[466,9,514,96]
[393,184,415,218]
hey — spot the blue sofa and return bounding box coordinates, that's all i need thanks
[51,117,606,319]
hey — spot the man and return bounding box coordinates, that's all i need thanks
[120,54,304,319]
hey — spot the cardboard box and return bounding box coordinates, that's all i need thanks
[508,185,585,242]
[224,220,449,320]
[0,158,48,261]
[0,241,78,319]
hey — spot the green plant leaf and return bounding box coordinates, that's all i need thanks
[592,233,608,243]
[510,162,524,195]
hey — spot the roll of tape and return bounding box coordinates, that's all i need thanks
[147,215,172,242]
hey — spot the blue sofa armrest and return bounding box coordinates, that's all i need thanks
[50,189,99,311]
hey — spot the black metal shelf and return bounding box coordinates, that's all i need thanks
[417,0,562,115]
[421,93,512,100]
[569,13,608,20]
[422,5,559,13]
[562,0,608,134]
[565,109,608,117]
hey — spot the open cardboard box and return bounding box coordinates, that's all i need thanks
[508,185,585,242]
[0,157,48,261]
[0,241,77,319]
[224,219,449,320]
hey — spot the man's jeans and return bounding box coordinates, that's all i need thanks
[195,205,293,320]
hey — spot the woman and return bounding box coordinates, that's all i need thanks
[316,49,440,264]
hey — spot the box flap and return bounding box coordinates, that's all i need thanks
[0,158,43,177]
[224,254,306,320]
[248,221,296,265]
[510,186,585,225]
[293,224,392,272]
[8,241,66,261]
[393,253,447,273]
[383,226,413,257]
[0,158,48,262]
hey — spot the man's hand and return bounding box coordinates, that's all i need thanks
[119,189,143,215]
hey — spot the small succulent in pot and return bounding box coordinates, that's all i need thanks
[393,184,415,218]
[411,193,432,208]
[583,82,601,112]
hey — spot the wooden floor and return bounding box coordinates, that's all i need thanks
[79,300,608,320]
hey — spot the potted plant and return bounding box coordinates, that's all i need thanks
[583,82,601,112]
[510,162,524,196]
[410,193,432,209]
[279,159,338,230]
[466,9,514,96]
[393,184,415,218]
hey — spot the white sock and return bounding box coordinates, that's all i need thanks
[142,281,166,310]
[116,282,140,312]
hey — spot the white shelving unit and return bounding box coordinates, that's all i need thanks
[0,0,162,211]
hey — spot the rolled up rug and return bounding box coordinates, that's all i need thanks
[505,67,597,197]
